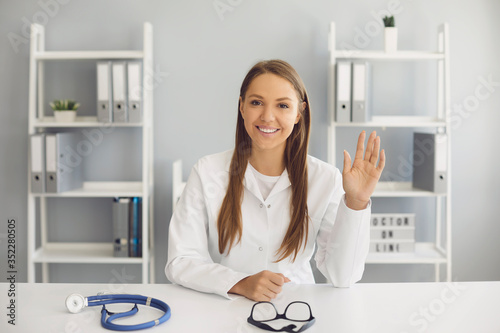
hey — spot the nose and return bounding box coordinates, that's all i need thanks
[260,105,275,122]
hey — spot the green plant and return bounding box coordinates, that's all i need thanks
[50,99,80,111]
[382,16,395,27]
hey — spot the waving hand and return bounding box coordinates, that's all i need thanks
[343,131,386,210]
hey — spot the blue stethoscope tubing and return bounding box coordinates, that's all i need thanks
[87,294,171,331]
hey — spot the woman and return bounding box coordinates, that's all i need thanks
[166,59,385,301]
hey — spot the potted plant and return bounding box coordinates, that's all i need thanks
[383,16,397,53]
[50,99,80,122]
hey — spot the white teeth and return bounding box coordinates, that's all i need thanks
[258,127,278,133]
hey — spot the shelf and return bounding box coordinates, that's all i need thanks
[366,243,447,264]
[333,50,445,60]
[34,50,144,60]
[27,22,155,283]
[328,22,452,282]
[32,243,143,264]
[334,116,447,128]
[34,116,143,128]
[31,181,144,197]
[373,182,445,197]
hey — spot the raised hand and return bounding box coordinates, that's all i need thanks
[229,270,291,302]
[342,131,385,210]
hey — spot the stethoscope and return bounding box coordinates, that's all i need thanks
[65,293,171,331]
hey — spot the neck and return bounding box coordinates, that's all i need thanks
[249,146,286,176]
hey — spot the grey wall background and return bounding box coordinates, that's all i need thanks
[1,0,499,284]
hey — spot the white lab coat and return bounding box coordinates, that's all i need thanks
[165,150,371,299]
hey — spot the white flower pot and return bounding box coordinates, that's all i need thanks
[54,110,77,122]
[384,27,398,53]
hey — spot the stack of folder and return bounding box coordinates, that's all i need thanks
[112,197,142,258]
[97,61,143,123]
[369,214,416,253]
[30,132,83,193]
[335,61,371,123]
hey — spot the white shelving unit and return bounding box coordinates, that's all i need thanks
[328,22,451,282]
[27,23,155,283]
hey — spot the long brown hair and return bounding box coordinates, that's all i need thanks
[217,59,311,262]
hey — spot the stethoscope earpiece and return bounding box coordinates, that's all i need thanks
[65,293,87,314]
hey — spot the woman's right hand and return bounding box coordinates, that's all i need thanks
[229,270,291,301]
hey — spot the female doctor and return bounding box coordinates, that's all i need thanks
[166,59,385,302]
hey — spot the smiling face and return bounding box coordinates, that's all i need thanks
[239,73,303,157]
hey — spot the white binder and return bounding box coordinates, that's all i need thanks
[45,133,83,193]
[351,62,371,122]
[97,61,113,123]
[412,132,448,194]
[112,62,128,123]
[335,61,352,123]
[30,134,46,193]
[127,62,142,123]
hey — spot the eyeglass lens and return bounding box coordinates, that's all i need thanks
[252,301,312,322]
[284,302,312,321]
[252,302,278,321]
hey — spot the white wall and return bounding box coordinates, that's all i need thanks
[0,0,499,283]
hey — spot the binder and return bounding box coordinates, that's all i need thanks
[136,197,142,257]
[113,197,130,257]
[335,61,352,123]
[30,134,46,193]
[112,61,128,123]
[351,62,371,122]
[412,132,448,193]
[45,132,83,193]
[127,62,142,123]
[128,197,142,257]
[97,61,113,123]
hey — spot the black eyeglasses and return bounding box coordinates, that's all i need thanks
[247,301,316,332]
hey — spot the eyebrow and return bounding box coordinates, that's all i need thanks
[247,94,293,102]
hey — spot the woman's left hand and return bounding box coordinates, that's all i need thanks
[342,131,386,210]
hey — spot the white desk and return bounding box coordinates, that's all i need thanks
[1,281,499,332]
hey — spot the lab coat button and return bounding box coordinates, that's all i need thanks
[267,204,271,208]
[259,247,263,251]
[259,203,263,208]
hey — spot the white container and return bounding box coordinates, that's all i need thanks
[54,110,77,122]
[384,27,398,53]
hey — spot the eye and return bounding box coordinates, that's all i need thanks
[278,103,289,109]
[250,100,262,106]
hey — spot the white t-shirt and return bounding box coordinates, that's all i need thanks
[247,163,280,201]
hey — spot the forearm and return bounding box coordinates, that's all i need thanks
[317,196,371,287]
[166,257,249,299]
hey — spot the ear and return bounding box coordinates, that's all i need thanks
[295,101,306,124]
[239,96,244,117]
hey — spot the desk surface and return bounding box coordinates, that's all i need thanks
[1,281,499,332]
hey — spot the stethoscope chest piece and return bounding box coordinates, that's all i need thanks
[65,293,87,313]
